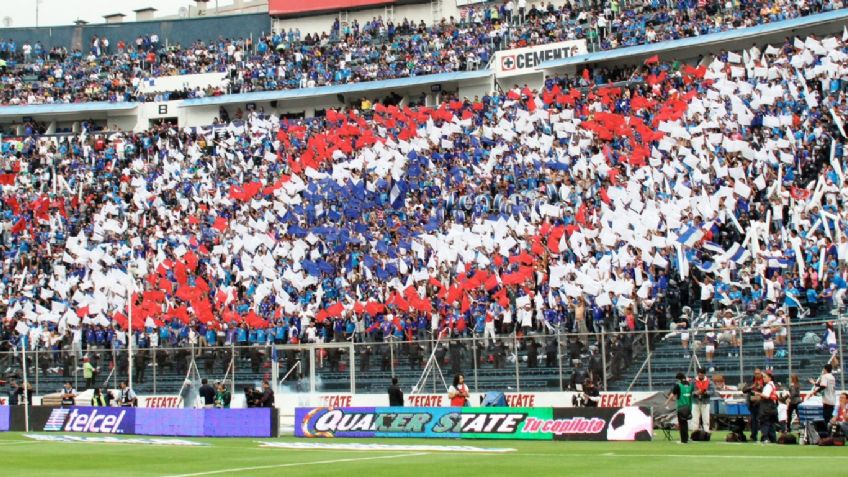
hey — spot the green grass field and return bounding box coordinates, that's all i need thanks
[3,431,847,477]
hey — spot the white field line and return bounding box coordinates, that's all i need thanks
[159,452,430,477]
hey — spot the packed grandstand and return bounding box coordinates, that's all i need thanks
[0,0,847,425]
[0,0,838,104]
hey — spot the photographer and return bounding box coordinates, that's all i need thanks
[244,386,258,408]
[830,393,848,437]
[60,382,77,407]
[666,372,693,444]
[753,371,778,443]
[7,379,19,406]
[692,368,713,433]
[215,383,231,409]
[572,379,600,407]
[743,369,765,442]
[90,387,113,407]
[570,361,589,391]
[260,381,275,408]
[118,381,137,407]
[388,377,404,407]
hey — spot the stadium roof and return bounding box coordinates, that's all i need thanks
[181,70,492,107]
[540,8,848,70]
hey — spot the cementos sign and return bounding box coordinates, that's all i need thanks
[494,40,587,77]
[60,407,135,434]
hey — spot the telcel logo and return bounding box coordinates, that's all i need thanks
[64,409,128,434]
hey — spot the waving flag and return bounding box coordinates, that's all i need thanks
[677,226,704,247]
[724,243,749,264]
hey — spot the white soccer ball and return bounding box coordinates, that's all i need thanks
[606,407,653,441]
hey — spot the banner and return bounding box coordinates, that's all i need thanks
[46,407,135,434]
[138,395,183,408]
[136,408,274,437]
[270,0,394,16]
[7,406,275,437]
[294,406,652,441]
[279,391,659,411]
[493,40,588,77]
[8,407,56,432]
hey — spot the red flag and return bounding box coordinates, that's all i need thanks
[643,55,659,65]
[183,251,198,272]
[172,306,190,324]
[460,294,471,313]
[364,301,385,316]
[315,309,328,323]
[10,218,25,234]
[174,262,188,286]
[113,312,128,329]
[326,302,344,317]
[509,251,534,265]
[576,204,587,226]
[212,217,228,232]
[599,188,611,205]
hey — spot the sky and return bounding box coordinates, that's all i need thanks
[2,0,243,27]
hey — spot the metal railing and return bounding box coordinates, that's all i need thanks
[2,312,845,400]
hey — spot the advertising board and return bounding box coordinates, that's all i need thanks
[270,0,394,16]
[278,391,659,411]
[493,40,588,77]
[0,406,9,432]
[3,406,275,437]
[294,406,652,441]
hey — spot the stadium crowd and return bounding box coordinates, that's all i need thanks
[0,0,839,105]
[1,28,848,386]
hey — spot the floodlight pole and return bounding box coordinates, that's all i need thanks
[22,343,30,432]
[128,273,134,392]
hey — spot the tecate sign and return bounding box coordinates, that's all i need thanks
[62,408,135,434]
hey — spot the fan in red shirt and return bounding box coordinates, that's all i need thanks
[448,374,470,407]
[830,393,848,437]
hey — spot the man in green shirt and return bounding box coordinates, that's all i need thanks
[667,372,693,443]
[215,383,231,409]
[83,357,96,390]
